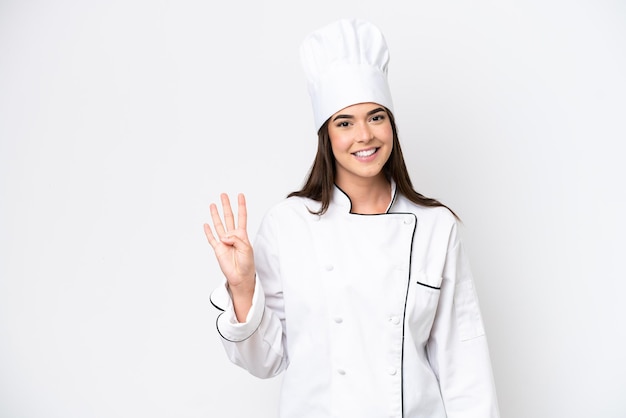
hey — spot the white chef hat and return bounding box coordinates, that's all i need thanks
[300,18,394,132]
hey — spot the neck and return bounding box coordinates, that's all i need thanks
[336,174,391,214]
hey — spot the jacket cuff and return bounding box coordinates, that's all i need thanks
[209,278,265,342]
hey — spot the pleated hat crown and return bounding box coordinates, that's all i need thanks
[300,18,394,131]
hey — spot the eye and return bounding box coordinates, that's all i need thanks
[370,113,386,122]
[335,121,351,128]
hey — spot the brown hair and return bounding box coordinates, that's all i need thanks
[288,108,459,219]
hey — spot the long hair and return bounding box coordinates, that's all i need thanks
[288,108,459,219]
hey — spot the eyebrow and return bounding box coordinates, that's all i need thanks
[331,107,386,122]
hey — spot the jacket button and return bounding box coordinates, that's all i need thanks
[337,368,346,375]
[387,367,397,376]
[389,316,400,325]
[403,218,413,225]
[333,317,343,324]
[324,264,334,271]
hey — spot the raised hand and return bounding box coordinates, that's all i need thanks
[204,193,255,320]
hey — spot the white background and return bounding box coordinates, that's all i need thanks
[1,0,625,417]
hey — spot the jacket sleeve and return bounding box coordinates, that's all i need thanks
[426,221,501,417]
[209,210,289,379]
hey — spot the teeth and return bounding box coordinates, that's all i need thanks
[354,148,377,157]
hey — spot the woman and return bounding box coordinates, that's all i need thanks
[205,18,500,418]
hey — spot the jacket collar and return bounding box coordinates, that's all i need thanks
[331,179,398,214]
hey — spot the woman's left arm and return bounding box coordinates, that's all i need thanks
[426,222,501,418]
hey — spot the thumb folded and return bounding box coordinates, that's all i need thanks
[221,234,247,247]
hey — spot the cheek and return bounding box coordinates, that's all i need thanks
[329,133,350,153]
[382,125,394,145]
[381,128,394,163]
[328,139,341,161]
[373,127,393,153]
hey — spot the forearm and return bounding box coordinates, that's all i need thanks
[229,276,256,322]
[211,278,288,378]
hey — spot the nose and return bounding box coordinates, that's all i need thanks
[355,122,374,143]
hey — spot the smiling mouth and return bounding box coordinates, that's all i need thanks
[352,148,379,158]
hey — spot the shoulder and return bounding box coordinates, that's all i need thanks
[266,195,320,217]
[254,196,322,247]
[393,193,458,228]
[394,194,465,253]
[258,195,321,229]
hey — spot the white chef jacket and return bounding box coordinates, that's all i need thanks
[210,183,500,418]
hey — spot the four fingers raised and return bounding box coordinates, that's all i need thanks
[204,193,249,248]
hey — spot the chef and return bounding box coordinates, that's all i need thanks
[205,18,500,418]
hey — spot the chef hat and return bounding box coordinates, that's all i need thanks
[300,18,394,131]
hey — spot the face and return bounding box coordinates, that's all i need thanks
[327,102,393,186]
